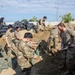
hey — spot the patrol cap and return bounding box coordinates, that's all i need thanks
[43,16,47,19]
[24,32,33,38]
[8,24,13,29]
[15,26,20,30]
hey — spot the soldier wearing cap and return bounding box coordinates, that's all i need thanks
[48,26,60,53]
[37,16,47,32]
[5,25,13,48]
[17,32,38,69]
[5,25,14,67]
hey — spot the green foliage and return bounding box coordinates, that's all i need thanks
[21,19,28,22]
[29,16,38,22]
[47,23,51,27]
[60,13,72,23]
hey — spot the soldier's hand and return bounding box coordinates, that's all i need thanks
[70,44,75,47]
[60,46,68,51]
[7,44,11,48]
[30,41,39,46]
[59,48,63,51]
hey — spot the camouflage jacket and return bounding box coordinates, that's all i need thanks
[18,40,35,58]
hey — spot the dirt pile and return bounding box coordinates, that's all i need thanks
[65,23,75,30]
[0,27,50,48]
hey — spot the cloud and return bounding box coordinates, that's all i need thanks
[0,0,75,13]
[0,0,75,21]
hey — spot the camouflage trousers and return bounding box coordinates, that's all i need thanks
[6,41,19,69]
[6,43,12,68]
[17,52,31,69]
[22,50,37,65]
[62,47,75,70]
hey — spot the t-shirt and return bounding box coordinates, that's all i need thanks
[5,30,12,43]
[14,31,21,40]
[60,28,75,47]
[38,19,45,25]
[18,40,34,58]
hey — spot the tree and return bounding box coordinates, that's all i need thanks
[60,13,72,23]
[29,16,38,22]
[21,19,28,22]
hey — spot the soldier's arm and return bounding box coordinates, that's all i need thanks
[30,41,39,45]
[59,33,64,50]
[28,41,38,47]
[39,19,43,25]
[16,36,22,40]
[67,29,75,44]
[14,32,22,40]
[68,29,75,37]
[5,32,10,47]
[68,30,75,45]
[6,37,9,45]
[43,21,46,27]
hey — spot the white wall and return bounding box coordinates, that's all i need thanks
[6,22,14,25]
[29,21,60,26]
[6,21,75,26]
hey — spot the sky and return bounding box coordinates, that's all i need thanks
[0,0,75,22]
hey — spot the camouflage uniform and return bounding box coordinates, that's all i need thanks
[5,29,18,69]
[0,44,15,75]
[17,51,31,69]
[5,29,13,67]
[5,30,17,52]
[48,27,60,53]
[17,40,36,69]
[5,29,13,47]
[60,28,75,70]
[37,19,45,31]
[14,31,35,69]
[14,30,22,47]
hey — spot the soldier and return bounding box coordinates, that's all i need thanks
[17,32,38,70]
[14,26,22,47]
[5,25,14,68]
[0,44,16,75]
[47,26,60,53]
[5,25,19,70]
[5,25,13,48]
[58,23,75,74]
[37,16,47,32]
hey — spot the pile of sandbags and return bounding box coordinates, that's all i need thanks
[64,23,75,30]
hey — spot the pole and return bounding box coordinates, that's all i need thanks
[57,0,59,21]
